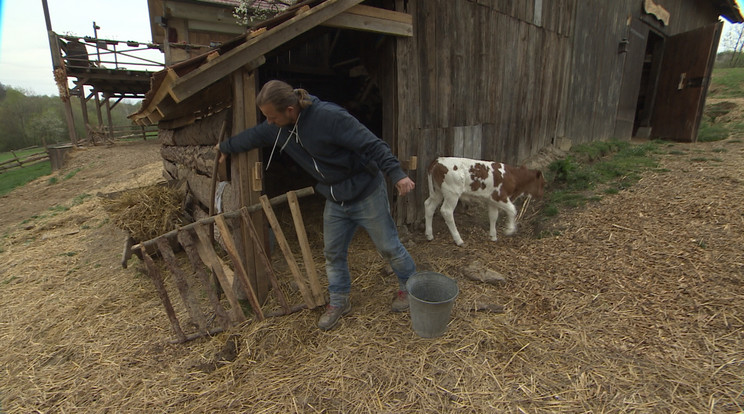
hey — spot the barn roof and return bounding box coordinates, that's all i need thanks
[713,0,744,23]
[716,0,744,23]
[131,0,412,126]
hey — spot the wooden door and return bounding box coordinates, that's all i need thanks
[650,22,722,142]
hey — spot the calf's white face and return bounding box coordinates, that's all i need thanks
[424,157,545,246]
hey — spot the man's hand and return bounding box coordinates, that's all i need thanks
[395,177,415,196]
[215,143,228,164]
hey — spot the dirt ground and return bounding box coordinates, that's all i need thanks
[0,135,742,413]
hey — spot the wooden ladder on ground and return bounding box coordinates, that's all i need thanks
[132,187,326,343]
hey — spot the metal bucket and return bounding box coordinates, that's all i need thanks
[406,272,458,338]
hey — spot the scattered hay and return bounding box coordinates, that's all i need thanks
[101,182,186,242]
[1,139,743,412]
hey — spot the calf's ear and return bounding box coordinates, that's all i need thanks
[535,170,543,179]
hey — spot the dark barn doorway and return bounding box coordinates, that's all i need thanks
[256,27,387,199]
[633,30,664,137]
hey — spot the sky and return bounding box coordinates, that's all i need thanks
[0,0,160,96]
[0,0,742,97]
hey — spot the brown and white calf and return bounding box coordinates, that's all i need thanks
[424,157,545,246]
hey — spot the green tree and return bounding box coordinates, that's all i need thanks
[27,108,65,147]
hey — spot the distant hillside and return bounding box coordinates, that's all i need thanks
[708,66,744,99]
[701,66,744,141]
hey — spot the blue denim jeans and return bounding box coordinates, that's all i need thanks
[323,181,416,307]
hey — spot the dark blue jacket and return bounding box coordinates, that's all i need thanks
[220,96,407,203]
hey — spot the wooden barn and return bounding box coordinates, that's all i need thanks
[130,0,742,298]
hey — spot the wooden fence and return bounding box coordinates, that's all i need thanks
[1,124,159,174]
[0,147,50,174]
[86,124,159,144]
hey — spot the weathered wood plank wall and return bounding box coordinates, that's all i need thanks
[394,0,723,224]
[395,0,575,223]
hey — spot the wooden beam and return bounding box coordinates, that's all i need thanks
[322,5,413,37]
[167,0,365,103]
[129,69,179,124]
[169,56,265,104]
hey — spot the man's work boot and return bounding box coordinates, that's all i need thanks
[317,300,351,331]
[392,290,409,312]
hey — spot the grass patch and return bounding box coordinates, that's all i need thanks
[709,67,744,98]
[697,120,729,142]
[0,161,52,197]
[542,139,660,218]
[63,168,82,180]
[71,193,91,206]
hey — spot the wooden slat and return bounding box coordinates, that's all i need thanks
[176,229,231,330]
[233,211,291,313]
[168,0,364,103]
[286,191,325,308]
[258,195,318,309]
[155,237,209,334]
[211,215,264,320]
[191,224,247,323]
[140,247,187,343]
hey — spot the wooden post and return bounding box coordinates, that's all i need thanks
[62,95,78,146]
[79,89,91,142]
[104,93,114,140]
[94,92,104,128]
[231,69,269,302]
[41,3,77,146]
